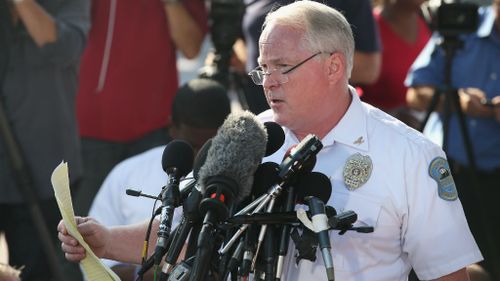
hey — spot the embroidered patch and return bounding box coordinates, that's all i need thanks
[343,153,372,191]
[429,157,457,201]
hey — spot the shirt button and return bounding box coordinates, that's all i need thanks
[490,72,497,80]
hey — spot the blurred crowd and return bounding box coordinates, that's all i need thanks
[0,0,499,280]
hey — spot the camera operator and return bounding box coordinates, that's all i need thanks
[405,0,500,278]
[0,0,90,280]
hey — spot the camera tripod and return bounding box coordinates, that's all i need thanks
[419,35,500,280]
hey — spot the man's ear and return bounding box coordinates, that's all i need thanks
[327,53,343,76]
[325,52,347,84]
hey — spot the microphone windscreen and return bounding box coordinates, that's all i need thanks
[198,111,267,203]
[161,140,194,178]
[252,162,280,197]
[295,172,332,204]
[193,138,212,180]
[263,122,285,156]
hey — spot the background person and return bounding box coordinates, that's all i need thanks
[73,0,209,217]
[88,78,231,281]
[405,0,500,277]
[0,0,90,280]
[360,0,431,129]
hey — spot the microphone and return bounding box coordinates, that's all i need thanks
[295,172,332,204]
[306,196,334,281]
[125,189,160,200]
[192,121,282,181]
[252,140,321,271]
[301,173,333,281]
[162,187,203,275]
[275,171,330,281]
[162,135,223,275]
[189,111,267,281]
[221,135,323,256]
[193,138,212,180]
[237,162,280,279]
[263,122,285,156]
[295,171,334,280]
[278,134,322,181]
[154,140,194,266]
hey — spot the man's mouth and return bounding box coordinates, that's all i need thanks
[269,97,283,104]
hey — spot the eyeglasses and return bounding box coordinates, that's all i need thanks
[248,52,323,85]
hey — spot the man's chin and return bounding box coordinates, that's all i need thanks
[271,113,289,128]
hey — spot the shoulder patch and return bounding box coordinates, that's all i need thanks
[428,157,457,201]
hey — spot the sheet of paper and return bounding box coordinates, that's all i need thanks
[51,161,121,281]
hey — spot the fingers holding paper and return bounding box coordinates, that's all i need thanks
[57,216,109,262]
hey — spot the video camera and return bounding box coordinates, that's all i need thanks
[430,1,480,37]
[199,0,245,86]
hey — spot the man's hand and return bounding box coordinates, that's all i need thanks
[491,95,500,122]
[57,216,109,262]
[458,88,495,118]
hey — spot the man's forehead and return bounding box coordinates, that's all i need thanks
[260,23,303,43]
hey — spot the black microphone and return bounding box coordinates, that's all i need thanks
[162,187,203,275]
[236,162,280,279]
[125,189,160,200]
[278,134,322,181]
[263,122,285,156]
[296,172,334,280]
[154,140,194,266]
[221,135,323,256]
[295,172,332,205]
[274,171,330,281]
[252,141,321,271]
[189,111,267,281]
[193,138,212,180]
[162,136,215,275]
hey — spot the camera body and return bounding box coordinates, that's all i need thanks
[435,2,479,37]
[199,0,245,86]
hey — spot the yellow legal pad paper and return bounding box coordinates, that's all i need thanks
[51,161,121,281]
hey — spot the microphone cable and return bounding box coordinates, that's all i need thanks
[136,195,161,281]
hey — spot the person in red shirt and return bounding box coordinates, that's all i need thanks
[361,0,431,128]
[74,0,208,216]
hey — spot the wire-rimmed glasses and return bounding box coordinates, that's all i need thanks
[248,52,323,85]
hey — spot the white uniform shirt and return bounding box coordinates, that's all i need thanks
[89,146,186,268]
[259,88,482,280]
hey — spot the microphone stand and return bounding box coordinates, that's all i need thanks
[154,170,182,266]
[306,197,334,281]
[222,135,323,254]
[162,188,202,276]
[275,185,295,280]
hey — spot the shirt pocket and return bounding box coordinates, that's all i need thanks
[330,191,388,274]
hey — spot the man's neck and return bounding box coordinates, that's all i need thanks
[292,87,353,141]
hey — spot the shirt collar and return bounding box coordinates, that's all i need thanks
[322,86,368,151]
[263,86,369,151]
[477,6,495,38]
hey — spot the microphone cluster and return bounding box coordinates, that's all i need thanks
[130,111,373,281]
